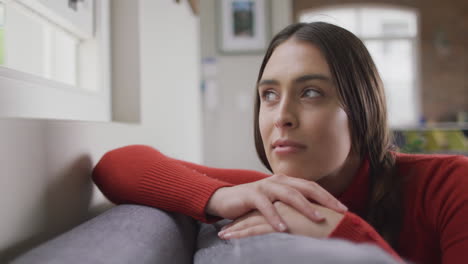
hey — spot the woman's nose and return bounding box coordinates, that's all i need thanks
[274,102,298,129]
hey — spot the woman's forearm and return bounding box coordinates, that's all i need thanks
[92,145,232,222]
[92,145,268,222]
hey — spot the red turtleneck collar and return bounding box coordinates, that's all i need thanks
[337,158,370,216]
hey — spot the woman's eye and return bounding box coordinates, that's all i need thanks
[303,88,321,98]
[262,91,278,101]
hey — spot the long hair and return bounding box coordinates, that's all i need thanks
[253,22,402,248]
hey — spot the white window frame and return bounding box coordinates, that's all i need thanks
[0,0,110,121]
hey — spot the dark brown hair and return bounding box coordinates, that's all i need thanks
[253,22,402,248]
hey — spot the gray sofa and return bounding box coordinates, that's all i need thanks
[12,205,399,264]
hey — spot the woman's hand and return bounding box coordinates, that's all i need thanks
[206,174,347,232]
[217,201,345,239]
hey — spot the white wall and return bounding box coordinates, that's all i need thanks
[0,0,201,260]
[200,0,292,171]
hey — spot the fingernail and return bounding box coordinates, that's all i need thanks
[218,231,225,237]
[223,233,232,239]
[338,202,348,211]
[278,222,287,232]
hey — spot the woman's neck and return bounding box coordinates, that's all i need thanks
[317,154,362,197]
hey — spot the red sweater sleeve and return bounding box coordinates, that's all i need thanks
[329,212,401,261]
[425,156,468,263]
[92,145,269,222]
[174,159,270,184]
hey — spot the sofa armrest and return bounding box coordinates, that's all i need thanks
[12,204,197,264]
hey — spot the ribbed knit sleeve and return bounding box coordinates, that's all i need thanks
[175,159,270,184]
[329,212,401,261]
[92,145,268,222]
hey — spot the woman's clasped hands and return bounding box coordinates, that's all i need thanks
[205,173,348,240]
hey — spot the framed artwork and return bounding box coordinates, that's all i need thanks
[188,0,199,15]
[218,0,270,54]
[174,0,199,15]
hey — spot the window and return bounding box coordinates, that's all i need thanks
[1,1,79,86]
[300,6,420,128]
[0,0,111,121]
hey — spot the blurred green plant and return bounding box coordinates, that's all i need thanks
[0,3,3,65]
[400,129,467,153]
[400,136,425,153]
[0,28,4,65]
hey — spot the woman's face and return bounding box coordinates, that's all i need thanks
[258,38,353,183]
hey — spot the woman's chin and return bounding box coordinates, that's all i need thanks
[272,166,322,181]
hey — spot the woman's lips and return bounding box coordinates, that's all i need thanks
[273,145,306,154]
[272,139,307,155]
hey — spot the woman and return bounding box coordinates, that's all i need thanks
[93,22,468,264]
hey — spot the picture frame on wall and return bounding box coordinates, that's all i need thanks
[218,0,270,54]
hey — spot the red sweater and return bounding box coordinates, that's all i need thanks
[92,145,468,264]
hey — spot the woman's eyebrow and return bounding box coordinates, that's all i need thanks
[258,79,279,87]
[258,74,330,87]
[294,74,330,83]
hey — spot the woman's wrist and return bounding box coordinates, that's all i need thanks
[206,187,226,216]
